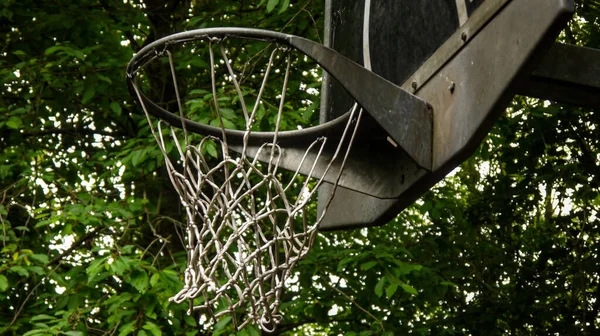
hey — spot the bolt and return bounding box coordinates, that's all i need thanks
[461,32,468,42]
[449,82,456,93]
[426,103,434,116]
[411,81,418,91]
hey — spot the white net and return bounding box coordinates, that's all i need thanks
[129,37,362,332]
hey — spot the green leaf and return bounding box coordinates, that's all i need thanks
[35,219,53,228]
[159,269,181,286]
[110,258,127,276]
[186,16,205,28]
[205,140,218,158]
[214,316,232,332]
[26,266,45,275]
[219,108,237,120]
[68,294,81,310]
[9,265,28,277]
[0,275,8,292]
[400,283,418,295]
[119,320,137,336]
[247,325,260,336]
[86,257,107,283]
[360,261,378,271]
[184,315,196,327]
[440,281,458,287]
[189,89,209,95]
[337,257,354,272]
[302,100,318,122]
[129,269,149,292]
[110,101,122,115]
[131,149,146,167]
[266,0,279,13]
[30,254,49,264]
[374,277,385,298]
[145,302,157,319]
[31,314,56,322]
[386,283,398,298]
[73,50,85,60]
[64,332,84,336]
[143,321,162,336]
[82,86,96,104]
[278,0,290,13]
[2,244,17,253]
[221,118,237,129]
[98,74,112,84]
[138,331,148,336]
[150,273,160,287]
[210,118,237,130]
[393,261,415,276]
[6,116,23,129]
[105,292,134,313]
[44,45,64,55]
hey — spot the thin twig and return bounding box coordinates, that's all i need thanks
[21,127,127,138]
[323,279,385,331]
[280,1,322,43]
[151,239,169,268]
[2,263,62,333]
[103,320,120,336]
[0,209,6,249]
[48,226,107,266]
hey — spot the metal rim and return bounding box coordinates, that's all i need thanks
[125,27,353,144]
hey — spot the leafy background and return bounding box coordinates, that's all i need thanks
[1,0,600,335]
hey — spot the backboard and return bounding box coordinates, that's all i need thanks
[125,0,598,330]
[318,0,574,229]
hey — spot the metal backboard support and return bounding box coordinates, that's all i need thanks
[318,0,576,229]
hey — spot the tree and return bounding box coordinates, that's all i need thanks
[1,0,599,335]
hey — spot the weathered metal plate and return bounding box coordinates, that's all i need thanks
[519,42,600,109]
[319,0,573,229]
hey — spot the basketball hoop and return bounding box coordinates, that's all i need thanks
[126,28,365,332]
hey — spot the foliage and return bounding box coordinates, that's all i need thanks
[1,0,599,335]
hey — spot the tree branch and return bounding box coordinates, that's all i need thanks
[1,263,62,333]
[322,280,385,332]
[22,127,127,138]
[274,317,358,334]
[48,226,108,266]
